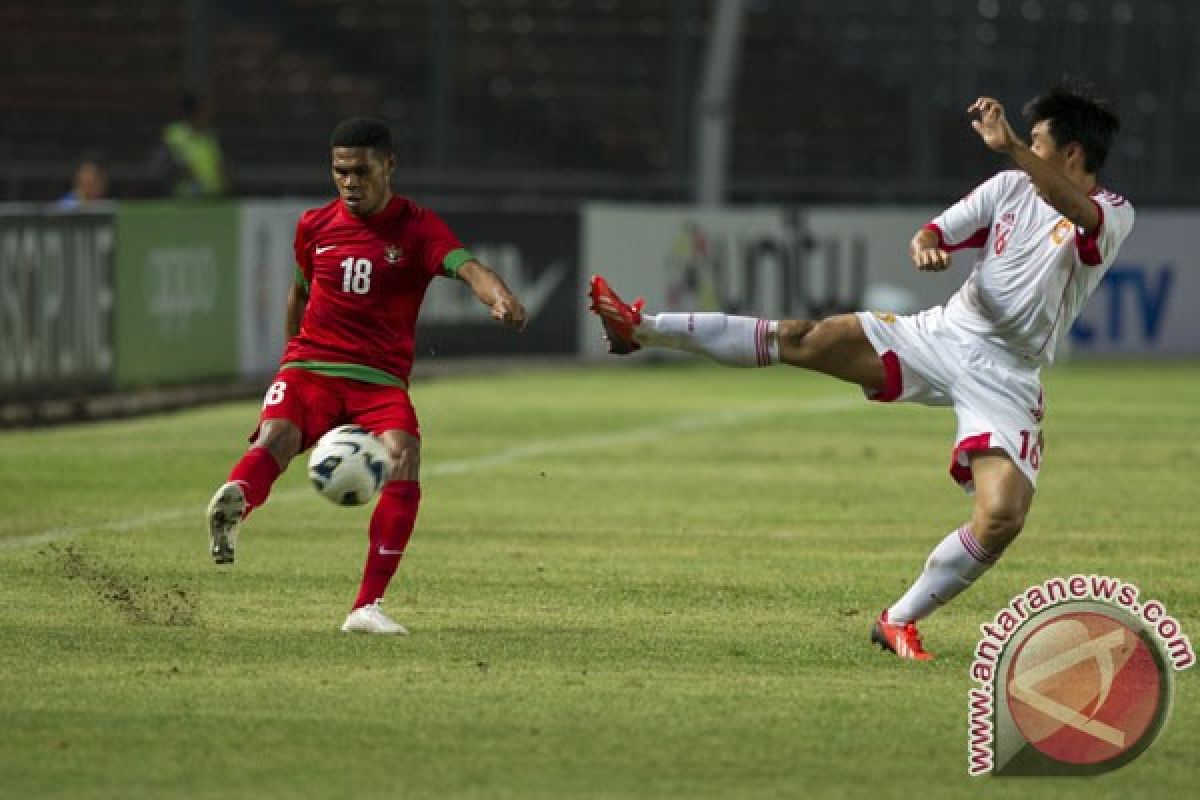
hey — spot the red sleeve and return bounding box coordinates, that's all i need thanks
[413,207,469,277]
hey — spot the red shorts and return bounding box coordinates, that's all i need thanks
[252,368,419,451]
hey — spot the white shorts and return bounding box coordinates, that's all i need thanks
[857,307,1045,493]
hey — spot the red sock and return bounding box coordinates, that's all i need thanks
[227,446,284,518]
[353,481,421,609]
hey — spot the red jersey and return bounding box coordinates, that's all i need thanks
[282,195,473,385]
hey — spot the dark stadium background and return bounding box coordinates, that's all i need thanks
[1,0,1193,205]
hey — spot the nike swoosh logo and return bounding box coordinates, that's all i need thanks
[316,245,337,254]
[378,547,404,555]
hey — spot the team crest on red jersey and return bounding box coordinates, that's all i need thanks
[385,244,403,264]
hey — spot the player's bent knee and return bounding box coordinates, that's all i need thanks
[777,319,817,357]
[255,421,302,464]
[390,448,420,480]
[973,503,1026,551]
[779,319,845,370]
[381,434,420,481]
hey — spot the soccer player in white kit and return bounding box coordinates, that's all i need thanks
[588,83,1134,660]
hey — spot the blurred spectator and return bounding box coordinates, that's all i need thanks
[156,92,229,197]
[57,157,109,209]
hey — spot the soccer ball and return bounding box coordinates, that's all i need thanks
[307,425,391,506]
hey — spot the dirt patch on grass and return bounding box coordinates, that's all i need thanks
[43,543,199,627]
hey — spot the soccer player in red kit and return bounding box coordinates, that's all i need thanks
[205,117,527,634]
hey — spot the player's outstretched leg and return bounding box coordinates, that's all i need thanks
[588,275,888,395]
[588,275,778,366]
[206,424,293,564]
[206,448,283,564]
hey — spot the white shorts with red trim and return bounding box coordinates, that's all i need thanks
[856,306,1045,493]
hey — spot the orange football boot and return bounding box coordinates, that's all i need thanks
[871,610,935,661]
[587,275,645,355]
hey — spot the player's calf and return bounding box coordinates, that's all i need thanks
[970,501,1026,555]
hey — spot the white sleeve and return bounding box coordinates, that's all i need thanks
[926,172,1011,251]
[1076,190,1134,267]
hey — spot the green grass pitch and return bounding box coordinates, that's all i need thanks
[1,361,1196,799]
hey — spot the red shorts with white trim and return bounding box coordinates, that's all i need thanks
[252,367,419,451]
[857,307,1044,493]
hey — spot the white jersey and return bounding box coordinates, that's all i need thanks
[928,169,1135,365]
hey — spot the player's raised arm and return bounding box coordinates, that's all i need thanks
[457,259,528,331]
[968,96,1100,234]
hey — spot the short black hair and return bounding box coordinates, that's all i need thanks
[1022,80,1120,173]
[330,117,394,154]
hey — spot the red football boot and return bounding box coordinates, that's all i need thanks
[588,275,645,355]
[871,610,935,661]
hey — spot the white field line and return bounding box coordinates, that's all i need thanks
[0,394,858,552]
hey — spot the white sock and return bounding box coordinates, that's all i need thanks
[637,312,779,367]
[887,525,997,624]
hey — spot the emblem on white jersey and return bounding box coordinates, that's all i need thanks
[993,211,1016,256]
[1050,218,1074,245]
[385,244,403,264]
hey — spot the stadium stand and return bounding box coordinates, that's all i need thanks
[0,0,1194,203]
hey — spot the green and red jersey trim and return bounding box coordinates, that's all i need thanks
[281,361,407,388]
[441,247,474,277]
